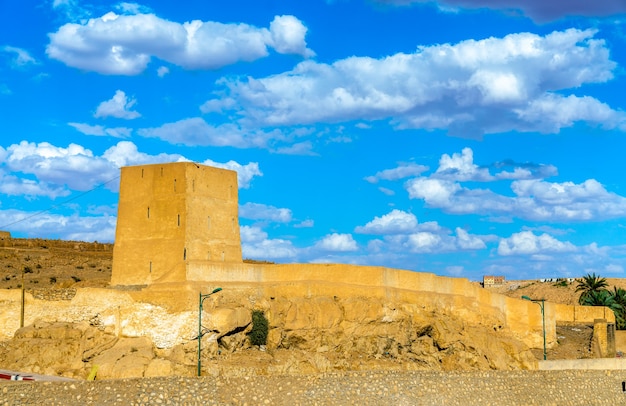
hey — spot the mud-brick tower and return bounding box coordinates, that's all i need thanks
[111,162,242,285]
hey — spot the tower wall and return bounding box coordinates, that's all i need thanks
[111,162,242,285]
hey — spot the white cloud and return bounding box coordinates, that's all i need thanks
[406,178,461,206]
[406,232,443,252]
[455,227,486,250]
[94,90,141,119]
[0,172,69,199]
[201,159,262,189]
[1,46,38,68]
[294,219,314,228]
[0,140,262,201]
[239,202,292,222]
[138,118,278,148]
[240,225,298,259]
[46,12,312,75]
[315,233,358,252]
[0,208,116,242]
[364,163,428,183]
[212,29,624,136]
[269,15,315,57]
[373,0,626,22]
[355,209,418,234]
[4,141,118,193]
[435,147,491,181]
[404,147,626,222]
[69,122,131,138]
[498,231,576,255]
[156,66,169,77]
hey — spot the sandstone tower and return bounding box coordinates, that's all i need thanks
[111,162,242,285]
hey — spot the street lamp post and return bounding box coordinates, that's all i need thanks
[197,287,222,376]
[522,295,546,360]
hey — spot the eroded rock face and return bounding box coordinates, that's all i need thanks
[0,295,536,379]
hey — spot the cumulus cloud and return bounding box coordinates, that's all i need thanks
[315,233,359,252]
[240,225,298,259]
[268,15,315,57]
[355,209,418,234]
[373,0,626,22]
[200,159,262,189]
[497,231,576,255]
[404,147,626,222]
[94,90,141,119]
[3,141,118,193]
[0,208,117,242]
[46,12,313,75]
[211,28,624,137]
[0,140,262,199]
[240,202,292,222]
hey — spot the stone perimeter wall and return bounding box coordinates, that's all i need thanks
[0,262,615,352]
[182,262,614,349]
[2,370,626,405]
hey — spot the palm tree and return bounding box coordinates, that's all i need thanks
[611,287,626,330]
[576,273,609,305]
[579,288,625,330]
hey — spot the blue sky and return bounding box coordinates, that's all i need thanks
[2,0,626,281]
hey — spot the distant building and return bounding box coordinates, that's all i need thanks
[483,275,505,287]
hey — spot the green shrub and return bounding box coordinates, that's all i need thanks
[71,276,81,283]
[248,310,269,346]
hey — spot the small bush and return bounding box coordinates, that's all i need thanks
[50,277,57,284]
[36,264,42,269]
[71,276,81,283]
[76,265,84,270]
[248,310,269,346]
[23,266,33,274]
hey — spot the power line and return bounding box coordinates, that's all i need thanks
[0,175,120,230]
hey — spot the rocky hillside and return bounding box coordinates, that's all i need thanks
[0,235,606,379]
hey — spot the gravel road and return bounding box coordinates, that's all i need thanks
[3,370,626,405]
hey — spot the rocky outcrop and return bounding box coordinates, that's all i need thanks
[0,294,536,379]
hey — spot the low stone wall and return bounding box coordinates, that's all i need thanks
[0,237,112,252]
[30,289,77,301]
[2,370,626,405]
[539,358,626,370]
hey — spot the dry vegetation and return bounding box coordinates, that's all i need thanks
[0,238,113,290]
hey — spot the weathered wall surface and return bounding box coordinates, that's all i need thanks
[111,163,241,286]
[185,262,613,349]
[2,262,613,353]
[555,303,616,324]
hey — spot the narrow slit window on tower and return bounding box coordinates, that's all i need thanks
[177,214,180,226]
[174,179,176,192]
[232,217,235,233]
[160,167,163,176]
[141,168,144,178]
[192,179,195,192]
[149,261,152,273]
[147,207,150,218]
[183,248,186,260]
